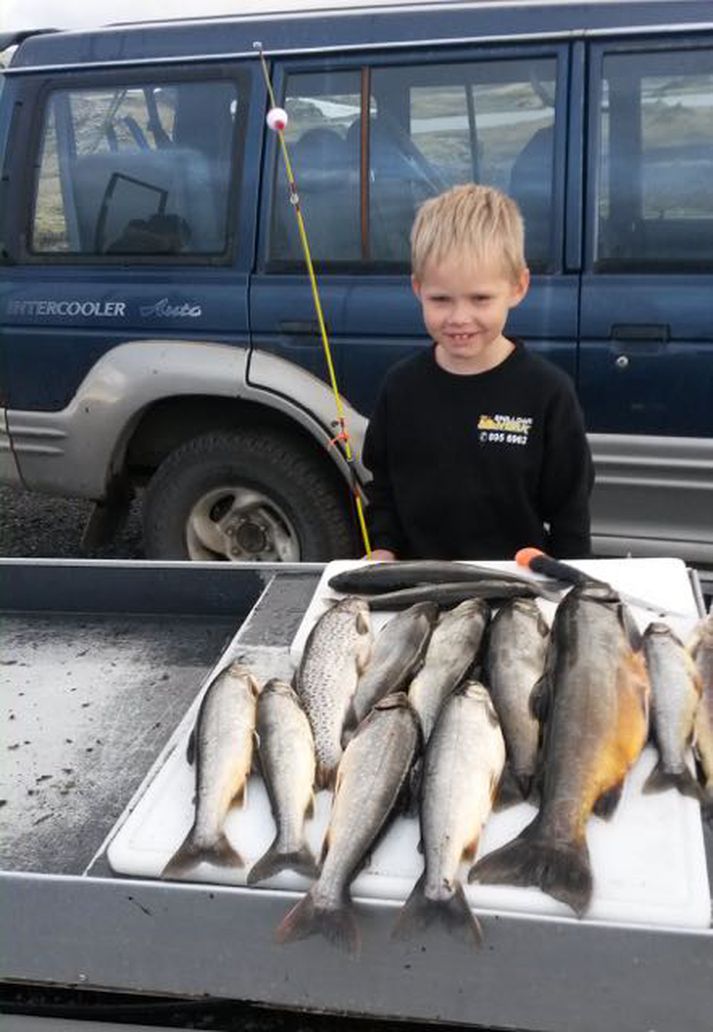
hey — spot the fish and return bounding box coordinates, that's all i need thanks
[344,601,438,735]
[162,662,260,879]
[484,597,549,802]
[328,559,560,596]
[470,585,650,916]
[408,598,490,743]
[359,579,559,610]
[689,613,713,824]
[247,679,318,886]
[393,682,505,944]
[295,596,372,789]
[276,693,420,953]
[642,622,702,799]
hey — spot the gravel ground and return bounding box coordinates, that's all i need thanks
[0,485,145,559]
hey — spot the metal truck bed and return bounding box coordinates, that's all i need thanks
[1,559,712,1032]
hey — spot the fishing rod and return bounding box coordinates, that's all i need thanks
[253,41,372,558]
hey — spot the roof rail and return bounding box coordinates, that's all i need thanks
[0,28,59,54]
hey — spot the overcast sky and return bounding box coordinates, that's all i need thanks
[2,0,405,34]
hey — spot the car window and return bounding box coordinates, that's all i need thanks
[268,56,557,271]
[596,47,713,270]
[32,78,241,257]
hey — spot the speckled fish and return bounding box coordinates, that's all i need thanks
[409,598,490,742]
[162,662,259,879]
[471,585,650,916]
[393,682,505,944]
[276,693,420,953]
[328,560,560,595]
[247,679,318,886]
[344,601,438,735]
[359,579,558,610]
[689,613,713,824]
[642,622,702,799]
[295,596,372,789]
[484,597,549,802]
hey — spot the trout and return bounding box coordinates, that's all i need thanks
[295,596,372,788]
[276,693,420,953]
[642,622,702,799]
[484,597,549,802]
[393,682,505,944]
[162,662,259,878]
[470,585,650,916]
[248,679,318,885]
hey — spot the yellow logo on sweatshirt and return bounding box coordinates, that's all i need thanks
[478,413,533,445]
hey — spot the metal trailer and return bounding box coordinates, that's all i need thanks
[1,559,712,1032]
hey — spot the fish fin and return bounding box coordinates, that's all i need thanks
[276,890,360,954]
[593,781,624,819]
[247,673,261,697]
[210,832,244,868]
[618,604,643,652]
[356,610,370,636]
[462,834,480,863]
[529,673,551,723]
[493,765,528,809]
[161,829,243,879]
[233,780,247,808]
[186,729,196,766]
[406,758,424,818]
[700,788,713,828]
[341,703,359,746]
[161,828,199,879]
[469,819,592,918]
[642,761,703,801]
[247,839,319,886]
[306,793,315,819]
[316,762,337,792]
[391,873,482,947]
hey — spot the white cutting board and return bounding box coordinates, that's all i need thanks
[108,558,710,930]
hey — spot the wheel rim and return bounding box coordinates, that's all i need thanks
[185,485,301,562]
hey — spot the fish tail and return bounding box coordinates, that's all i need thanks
[161,828,243,879]
[316,762,338,791]
[276,889,359,954]
[642,760,703,801]
[392,873,482,946]
[469,819,592,917]
[494,765,531,808]
[247,839,319,886]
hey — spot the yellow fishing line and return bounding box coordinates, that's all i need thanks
[254,43,372,556]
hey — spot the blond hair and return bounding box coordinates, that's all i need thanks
[410,183,526,282]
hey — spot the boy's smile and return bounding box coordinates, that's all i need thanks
[412,255,529,375]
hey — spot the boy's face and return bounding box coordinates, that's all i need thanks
[412,254,529,374]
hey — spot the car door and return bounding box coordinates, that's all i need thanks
[579,38,713,560]
[249,42,577,422]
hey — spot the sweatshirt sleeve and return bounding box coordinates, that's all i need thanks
[361,385,407,556]
[538,383,594,559]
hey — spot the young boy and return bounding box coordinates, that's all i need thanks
[362,183,593,561]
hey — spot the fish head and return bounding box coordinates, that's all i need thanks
[226,662,262,696]
[460,681,501,726]
[337,595,372,635]
[409,600,440,625]
[262,678,298,701]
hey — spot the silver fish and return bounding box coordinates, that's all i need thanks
[484,597,549,801]
[345,601,437,735]
[642,622,702,799]
[247,679,318,886]
[394,682,505,944]
[689,613,713,824]
[471,585,650,916]
[276,693,420,953]
[409,598,490,742]
[162,662,260,879]
[295,596,372,789]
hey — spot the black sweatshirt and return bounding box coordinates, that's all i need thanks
[362,341,594,560]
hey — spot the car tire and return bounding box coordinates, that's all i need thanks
[142,429,359,562]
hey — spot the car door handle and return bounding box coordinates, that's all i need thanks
[278,320,323,337]
[610,323,670,343]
